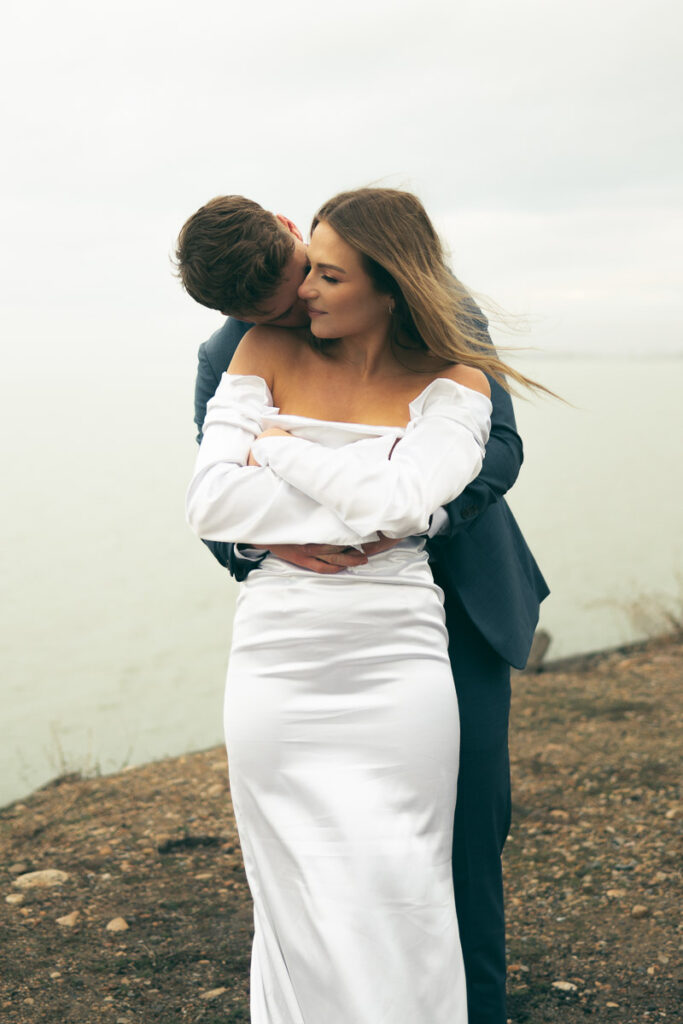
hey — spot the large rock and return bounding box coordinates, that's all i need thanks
[12,869,69,890]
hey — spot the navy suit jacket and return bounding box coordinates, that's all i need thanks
[193,317,549,669]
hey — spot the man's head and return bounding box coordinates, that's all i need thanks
[176,196,309,326]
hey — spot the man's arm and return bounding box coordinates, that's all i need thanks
[194,319,255,574]
[431,300,523,535]
[439,374,523,535]
[195,319,252,443]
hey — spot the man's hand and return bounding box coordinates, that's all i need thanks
[266,543,368,574]
[361,533,402,557]
[264,534,402,574]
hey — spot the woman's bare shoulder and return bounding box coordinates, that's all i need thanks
[228,327,308,386]
[438,363,491,399]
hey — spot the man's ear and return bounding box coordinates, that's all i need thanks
[275,213,304,242]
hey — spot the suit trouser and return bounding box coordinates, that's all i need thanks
[438,581,512,1024]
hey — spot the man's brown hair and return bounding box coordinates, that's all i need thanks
[175,196,295,316]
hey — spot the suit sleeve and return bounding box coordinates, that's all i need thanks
[439,301,523,534]
[192,319,263,577]
[250,380,491,539]
[440,374,523,534]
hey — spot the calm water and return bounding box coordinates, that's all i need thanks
[2,356,681,806]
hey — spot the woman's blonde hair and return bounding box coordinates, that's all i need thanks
[312,188,550,396]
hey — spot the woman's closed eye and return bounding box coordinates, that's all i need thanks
[302,263,339,285]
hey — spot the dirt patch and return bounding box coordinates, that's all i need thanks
[1,634,681,1023]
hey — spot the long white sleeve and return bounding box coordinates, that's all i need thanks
[185,375,366,546]
[249,378,491,539]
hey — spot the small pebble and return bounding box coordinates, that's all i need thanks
[200,987,227,1000]
[5,893,24,905]
[106,917,129,933]
[56,910,80,928]
[552,980,577,993]
[631,904,650,919]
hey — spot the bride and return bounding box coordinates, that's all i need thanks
[186,188,540,1023]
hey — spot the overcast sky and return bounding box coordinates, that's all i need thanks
[2,0,681,375]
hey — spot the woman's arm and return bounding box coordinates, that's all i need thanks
[186,370,366,547]
[249,377,491,540]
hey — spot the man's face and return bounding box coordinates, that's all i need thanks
[230,224,311,328]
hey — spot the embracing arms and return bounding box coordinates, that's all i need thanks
[187,365,491,546]
[249,378,491,539]
[191,313,523,573]
[187,374,367,547]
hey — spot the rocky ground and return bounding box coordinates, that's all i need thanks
[1,633,681,1023]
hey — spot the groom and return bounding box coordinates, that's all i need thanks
[177,195,549,1024]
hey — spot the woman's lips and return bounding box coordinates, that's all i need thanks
[306,307,326,318]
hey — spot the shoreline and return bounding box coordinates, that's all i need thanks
[532,627,682,673]
[1,632,680,1022]
[7,629,679,816]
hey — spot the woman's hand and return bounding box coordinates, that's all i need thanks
[248,427,293,467]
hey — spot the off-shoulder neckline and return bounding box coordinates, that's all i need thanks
[225,373,492,430]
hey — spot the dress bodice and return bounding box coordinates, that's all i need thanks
[257,374,488,447]
[262,409,403,446]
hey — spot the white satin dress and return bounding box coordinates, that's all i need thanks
[186,374,491,1024]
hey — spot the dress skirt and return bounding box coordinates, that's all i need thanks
[223,540,467,1024]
